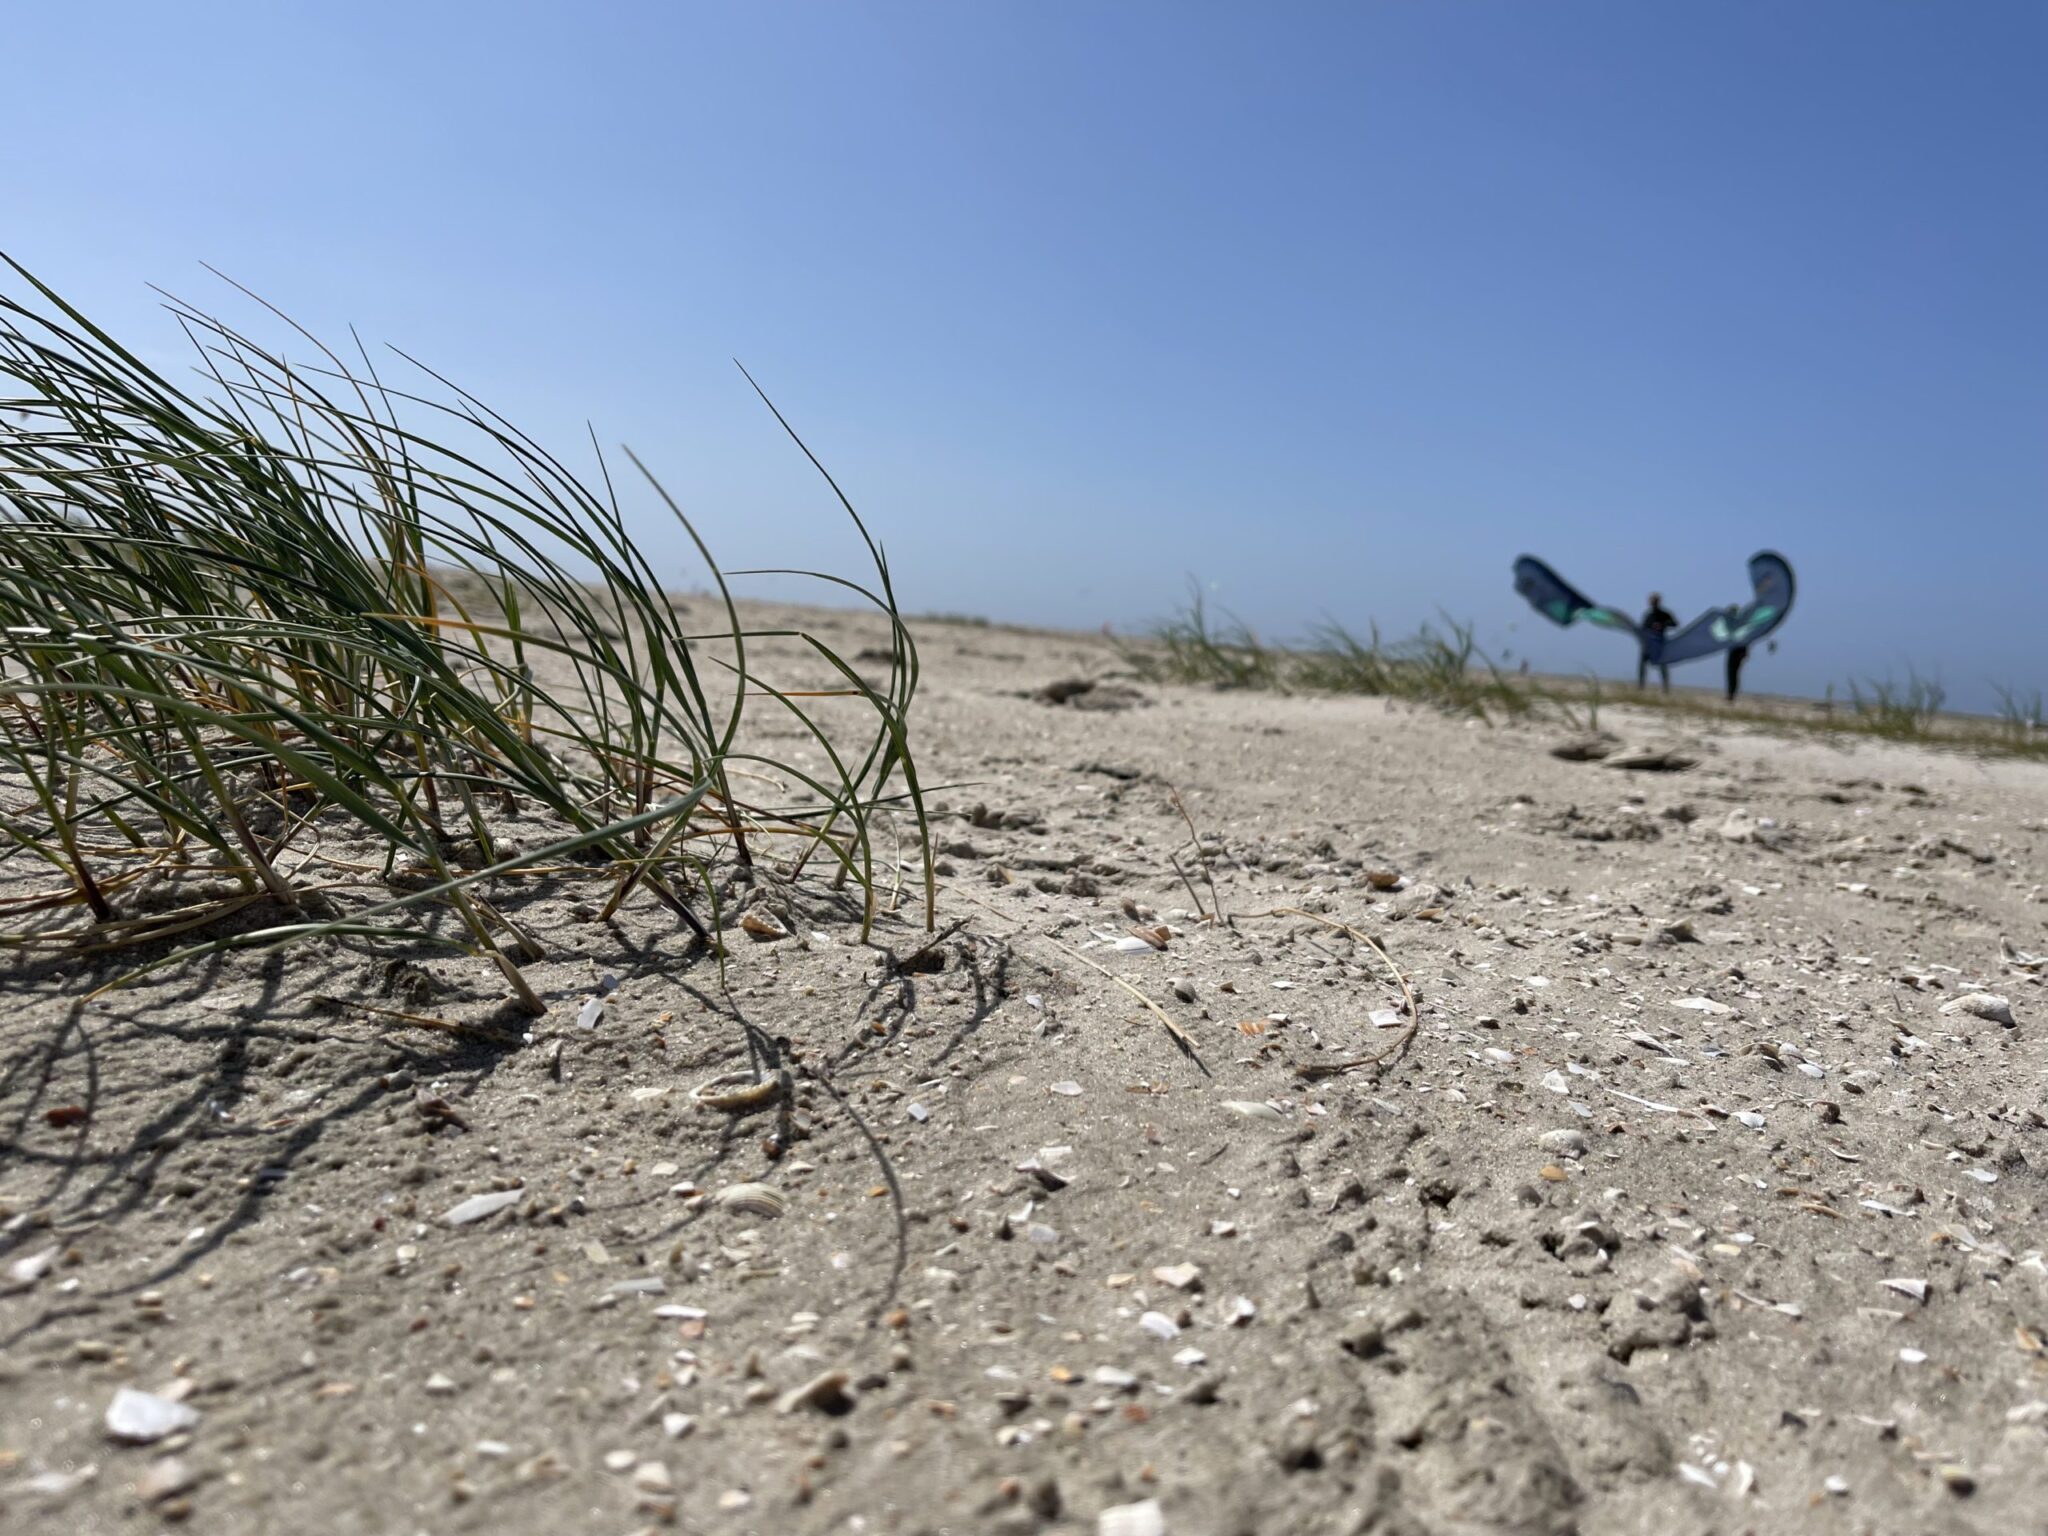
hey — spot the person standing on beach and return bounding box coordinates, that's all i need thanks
[1638,592,1677,691]
[1725,641,1750,700]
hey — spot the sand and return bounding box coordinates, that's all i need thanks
[3,603,2045,1535]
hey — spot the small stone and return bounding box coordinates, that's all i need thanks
[1223,1295,1257,1326]
[1153,1263,1202,1291]
[661,1412,696,1439]
[1937,1465,1976,1496]
[604,1450,637,1471]
[1139,1311,1180,1340]
[425,1372,458,1394]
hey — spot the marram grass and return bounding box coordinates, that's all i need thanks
[0,257,930,1010]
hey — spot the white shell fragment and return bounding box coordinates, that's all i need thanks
[576,996,605,1030]
[441,1188,523,1226]
[6,1245,58,1286]
[1139,1310,1181,1340]
[1938,992,2016,1026]
[1881,1278,1930,1303]
[712,1183,787,1218]
[1221,1100,1285,1123]
[1099,1497,1167,1536]
[105,1388,199,1444]
[1672,997,1733,1014]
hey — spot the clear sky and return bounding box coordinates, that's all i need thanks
[6,2,2043,711]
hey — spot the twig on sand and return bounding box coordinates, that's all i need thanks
[1056,944,1207,1072]
[1168,851,1209,922]
[933,881,1208,1073]
[1167,786,1228,925]
[1254,907,1420,1077]
[313,996,524,1046]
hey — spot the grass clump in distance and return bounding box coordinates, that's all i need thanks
[1124,584,2048,760]
[1847,671,1947,740]
[0,257,928,1011]
[1123,584,1532,722]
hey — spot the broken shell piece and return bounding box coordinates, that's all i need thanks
[1153,1263,1203,1291]
[576,996,605,1030]
[739,910,789,941]
[441,1188,523,1226]
[1222,1295,1257,1326]
[1881,1277,1930,1303]
[1017,1156,1070,1192]
[1099,1498,1167,1536]
[775,1369,854,1415]
[691,1070,790,1114]
[1539,1128,1589,1159]
[1365,868,1403,889]
[1221,1100,1285,1123]
[1128,924,1171,950]
[1139,1311,1180,1340]
[1938,992,2016,1026]
[105,1387,199,1444]
[712,1183,787,1218]
[6,1245,58,1287]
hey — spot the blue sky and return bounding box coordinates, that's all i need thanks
[5,2,2043,710]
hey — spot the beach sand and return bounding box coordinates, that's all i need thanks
[4,603,2045,1534]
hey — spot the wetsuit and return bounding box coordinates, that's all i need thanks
[1726,643,1749,701]
[1638,602,1677,691]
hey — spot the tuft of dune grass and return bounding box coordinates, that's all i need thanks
[0,257,931,1010]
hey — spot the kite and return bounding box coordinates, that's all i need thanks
[1512,551,1795,666]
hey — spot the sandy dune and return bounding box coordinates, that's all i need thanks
[4,606,2045,1535]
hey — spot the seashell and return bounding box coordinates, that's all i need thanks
[739,910,789,941]
[1882,1277,1929,1303]
[1365,868,1403,889]
[775,1369,853,1415]
[1937,992,2016,1026]
[1221,1100,1285,1122]
[691,1070,790,1114]
[712,1182,787,1218]
[1099,1500,1166,1536]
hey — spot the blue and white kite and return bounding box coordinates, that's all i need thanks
[1513,551,1796,665]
